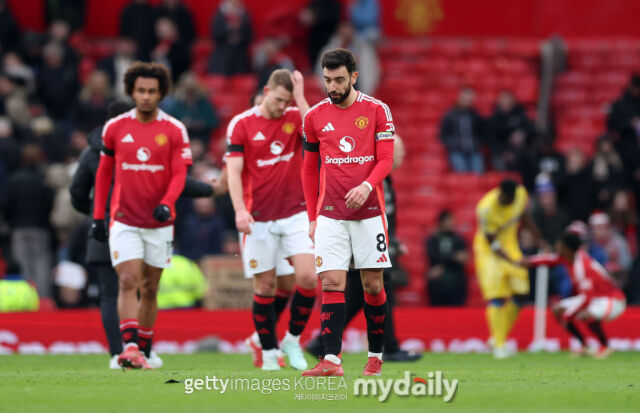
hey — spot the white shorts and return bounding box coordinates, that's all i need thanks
[556,294,626,321]
[586,296,626,321]
[241,211,314,278]
[109,221,174,268]
[314,214,391,273]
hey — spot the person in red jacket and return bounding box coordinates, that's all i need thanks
[91,62,192,369]
[520,231,626,358]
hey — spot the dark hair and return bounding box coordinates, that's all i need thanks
[267,68,293,92]
[560,231,582,252]
[123,61,171,98]
[321,48,357,74]
[499,179,517,198]
[107,100,134,118]
[438,210,452,224]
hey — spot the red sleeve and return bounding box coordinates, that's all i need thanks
[528,253,562,267]
[364,103,395,188]
[160,127,192,214]
[93,122,116,220]
[364,140,394,188]
[302,112,320,221]
[226,115,246,158]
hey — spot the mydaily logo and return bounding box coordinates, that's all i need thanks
[353,371,458,402]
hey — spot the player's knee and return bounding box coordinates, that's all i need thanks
[552,306,563,320]
[488,298,506,307]
[296,271,317,290]
[140,278,160,299]
[254,279,276,296]
[321,277,342,291]
[362,277,383,295]
[118,272,138,292]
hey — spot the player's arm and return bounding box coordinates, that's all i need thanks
[291,70,310,118]
[91,125,116,241]
[301,114,320,241]
[477,206,512,261]
[226,156,254,234]
[181,175,214,198]
[519,253,562,268]
[210,167,228,196]
[345,104,395,209]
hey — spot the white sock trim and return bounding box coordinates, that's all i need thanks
[324,354,341,365]
[263,348,278,358]
[368,352,383,361]
[124,343,139,351]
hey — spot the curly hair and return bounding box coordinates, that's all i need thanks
[123,61,172,98]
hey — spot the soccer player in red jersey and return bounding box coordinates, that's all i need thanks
[226,69,317,371]
[301,49,395,376]
[520,231,626,358]
[91,62,193,369]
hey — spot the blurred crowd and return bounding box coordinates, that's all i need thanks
[0,0,381,309]
[0,0,639,309]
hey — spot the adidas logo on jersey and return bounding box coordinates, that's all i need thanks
[121,134,134,143]
[253,131,266,141]
[321,122,335,132]
[376,255,388,263]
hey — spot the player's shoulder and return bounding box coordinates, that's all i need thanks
[477,187,499,209]
[102,109,135,135]
[228,106,259,133]
[357,92,389,108]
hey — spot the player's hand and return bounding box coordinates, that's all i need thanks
[152,204,171,223]
[516,257,532,268]
[308,220,317,243]
[235,209,255,234]
[291,70,305,98]
[344,183,371,209]
[90,219,108,242]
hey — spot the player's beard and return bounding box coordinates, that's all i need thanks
[328,83,351,104]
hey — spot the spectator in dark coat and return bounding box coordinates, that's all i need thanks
[208,0,253,75]
[167,72,219,144]
[426,210,469,306]
[560,148,594,222]
[97,37,137,99]
[73,70,114,133]
[299,0,342,67]
[532,178,571,245]
[440,87,485,173]
[176,198,225,261]
[592,135,625,210]
[119,0,157,60]
[0,117,20,174]
[607,74,640,176]
[0,144,54,298]
[0,0,21,54]
[36,42,78,121]
[155,0,195,50]
[485,90,534,171]
[152,17,191,82]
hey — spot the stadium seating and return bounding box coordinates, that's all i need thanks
[376,38,541,306]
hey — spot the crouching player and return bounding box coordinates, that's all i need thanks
[520,231,626,358]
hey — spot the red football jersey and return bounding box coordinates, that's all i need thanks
[303,92,395,220]
[102,109,193,228]
[226,106,306,222]
[529,251,625,300]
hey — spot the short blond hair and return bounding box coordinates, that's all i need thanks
[267,69,293,92]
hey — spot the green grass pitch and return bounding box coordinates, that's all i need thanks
[1,352,639,413]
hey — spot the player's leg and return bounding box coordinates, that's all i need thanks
[138,263,162,361]
[95,264,122,368]
[280,253,316,370]
[577,297,619,358]
[552,300,587,356]
[302,216,350,376]
[275,273,295,319]
[476,252,509,356]
[352,215,392,375]
[504,258,530,337]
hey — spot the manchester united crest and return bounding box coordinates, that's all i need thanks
[355,116,369,129]
[113,251,119,260]
[282,122,295,134]
[315,256,323,267]
[249,259,258,269]
[155,134,168,146]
